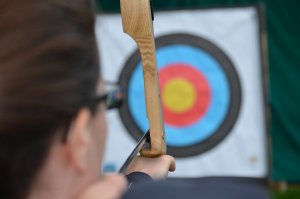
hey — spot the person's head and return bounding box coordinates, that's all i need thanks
[0,1,106,198]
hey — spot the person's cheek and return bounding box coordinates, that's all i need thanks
[91,109,107,176]
[98,111,107,159]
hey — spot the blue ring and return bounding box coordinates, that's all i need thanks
[128,45,230,147]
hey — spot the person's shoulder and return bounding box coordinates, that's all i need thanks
[122,178,270,199]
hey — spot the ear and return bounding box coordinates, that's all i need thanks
[65,108,92,173]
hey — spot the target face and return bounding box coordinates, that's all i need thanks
[119,34,242,157]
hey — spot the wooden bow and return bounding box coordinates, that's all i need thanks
[120,0,166,157]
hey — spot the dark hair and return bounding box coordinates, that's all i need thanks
[0,1,99,199]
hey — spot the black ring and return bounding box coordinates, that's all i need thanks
[118,33,242,157]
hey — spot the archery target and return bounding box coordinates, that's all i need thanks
[119,34,241,157]
[97,6,268,178]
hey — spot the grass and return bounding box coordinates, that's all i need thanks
[273,187,300,199]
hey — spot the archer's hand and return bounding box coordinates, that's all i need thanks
[125,155,176,180]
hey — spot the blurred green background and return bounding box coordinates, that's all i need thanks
[96,0,300,198]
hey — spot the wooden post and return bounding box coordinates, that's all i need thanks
[120,0,166,157]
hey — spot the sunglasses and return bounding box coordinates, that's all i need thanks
[62,81,124,142]
[93,81,124,110]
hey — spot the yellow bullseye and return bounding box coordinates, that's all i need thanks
[162,78,196,113]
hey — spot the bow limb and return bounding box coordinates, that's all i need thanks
[120,0,166,157]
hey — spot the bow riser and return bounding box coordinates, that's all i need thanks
[120,0,166,157]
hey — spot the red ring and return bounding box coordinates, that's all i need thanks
[159,63,211,127]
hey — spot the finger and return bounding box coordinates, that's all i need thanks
[161,155,176,172]
[167,155,176,172]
